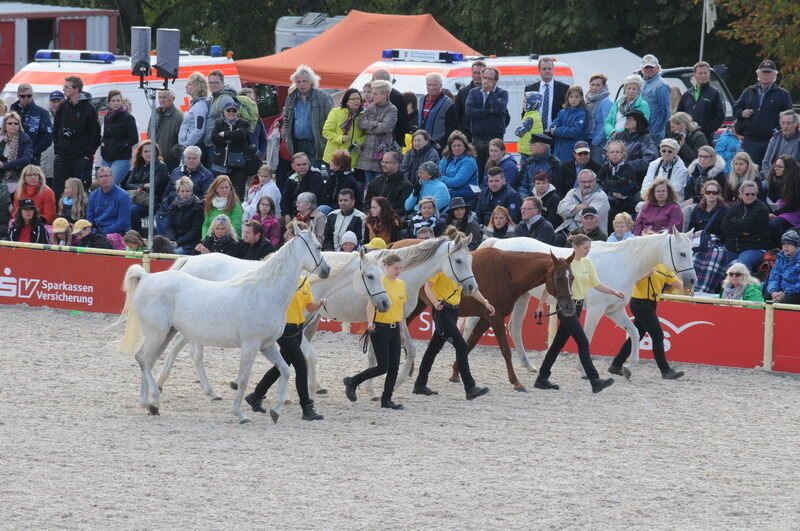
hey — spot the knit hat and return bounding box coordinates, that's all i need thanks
[52,217,69,233]
[340,231,358,247]
[418,161,440,180]
[781,230,799,248]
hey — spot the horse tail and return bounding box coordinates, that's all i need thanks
[119,265,147,355]
[478,237,497,249]
[170,256,189,271]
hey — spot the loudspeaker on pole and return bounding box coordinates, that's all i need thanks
[155,28,180,80]
[130,26,151,76]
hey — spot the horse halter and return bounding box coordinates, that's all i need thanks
[359,258,387,299]
[667,234,694,274]
[446,241,475,285]
[298,232,323,273]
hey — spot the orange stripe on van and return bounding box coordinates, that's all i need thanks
[8,63,239,86]
[362,64,572,79]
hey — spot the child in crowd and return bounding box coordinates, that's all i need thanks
[407,196,444,237]
[607,212,636,242]
[49,217,72,246]
[123,230,145,252]
[339,231,358,252]
[549,85,589,163]
[195,214,238,255]
[58,177,88,223]
[416,226,435,240]
[251,195,282,248]
[243,164,282,221]
[515,92,544,164]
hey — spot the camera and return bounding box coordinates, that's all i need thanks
[61,128,74,139]
[348,141,361,153]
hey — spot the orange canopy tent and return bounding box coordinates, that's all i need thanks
[236,10,480,89]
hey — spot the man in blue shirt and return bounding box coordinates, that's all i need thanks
[86,166,131,235]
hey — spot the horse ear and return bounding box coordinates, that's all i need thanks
[359,247,366,261]
[567,251,575,264]
[462,232,473,247]
[290,220,301,235]
[684,229,695,241]
[671,225,679,236]
[550,251,560,265]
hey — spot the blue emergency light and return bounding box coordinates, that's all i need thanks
[381,49,464,63]
[210,45,222,57]
[35,50,116,63]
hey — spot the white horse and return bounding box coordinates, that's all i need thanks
[119,223,330,424]
[155,248,390,398]
[303,233,479,398]
[478,228,696,375]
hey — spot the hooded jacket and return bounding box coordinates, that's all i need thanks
[518,150,562,197]
[532,183,563,228]
[550,106,589,162]
[100,108,138,162]
[439,154,479,201]
[401,142,440,186]
[203,85,238,148]
[166,195,205,250]
[608,130,658,181]
[366,171,412,215]
[159,164,215,215]
[53,98,101,159]
[685,155,727,204]
[179,97,210,148]
[404,178,450,213]
[766,250,800,297]
[483,153,520,190]
[604,96,650,139]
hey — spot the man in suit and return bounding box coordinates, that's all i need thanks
[524,57,569,130]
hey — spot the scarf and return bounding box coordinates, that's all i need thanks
[295,209,316,223]
[340,110,357,134]
[174,196,194,208]
[207,233,234,252]
[104,105,129,122]
[723,284,746,300]
[585,87,610,133]
[212,196,228,210]
[618,96,636,117]
[2,134,19,181]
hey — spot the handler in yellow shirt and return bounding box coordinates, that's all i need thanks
[246,277,328,421]
[535,234,625,394]
[344,253,408,410]
[609,263,685,380]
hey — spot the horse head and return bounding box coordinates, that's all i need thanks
[358,248,391,312]
[662,227,696,290]
[446,233,478,296]
[547,251,576,316]
[294,220,330,279]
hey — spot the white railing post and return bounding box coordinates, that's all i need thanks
[762,301,775,371]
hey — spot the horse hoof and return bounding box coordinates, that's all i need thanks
[525,365,539,373]
[239,417,252,424]
[448,377,461,383]
[148,405,160,416]
[514,386,527,393]
[210,395,223,402]
[229,381,238,390]
[316,388,328,395]
[269,409,279,424]
[622,367,632,380]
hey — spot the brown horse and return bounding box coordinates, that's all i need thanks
[389,239,574,391]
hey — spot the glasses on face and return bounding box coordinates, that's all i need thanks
[660,149,674,153]
[97,174,112,179]
[5,121,19,126]
[774,164,785,169]
[742,192,757,197]
[704,190,720,195]
[225,108,238,113]
[19,94,33,99]
[63,85,75,90]
[727,272,743,277]
[698,155,712,159]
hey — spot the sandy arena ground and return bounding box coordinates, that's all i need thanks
[1,305,799,529]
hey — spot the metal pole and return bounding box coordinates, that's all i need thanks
[147,87,157,249]
[762,301,775,371]
[699,0,707,62]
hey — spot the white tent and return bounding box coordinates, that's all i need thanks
[546,47,643,98]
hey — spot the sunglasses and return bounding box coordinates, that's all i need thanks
[660,149,674,153]
[727,272,743,277]
[742,192,757,197]
[225,108,238,113]
[704,190,720,195]
[18,94,33,99]
[5,121,19,126]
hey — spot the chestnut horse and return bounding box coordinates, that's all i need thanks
[388,240,574,391]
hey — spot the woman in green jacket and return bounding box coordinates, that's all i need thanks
[719,262,765,302]
[605,75,651,139]
[201,174,243,238]
[322,88,365,167]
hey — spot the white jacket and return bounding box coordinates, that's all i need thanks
[641,157,689,201]
[556,184,610,233]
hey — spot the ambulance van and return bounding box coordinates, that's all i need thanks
[1,49,241,140]
[351,49,574,152]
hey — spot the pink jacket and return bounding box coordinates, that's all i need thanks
[634,202,683,235]
[252,214,282,247]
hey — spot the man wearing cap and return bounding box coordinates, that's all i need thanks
[555,169,609,245]
[86,166,131,236]
[235,221,274,260]
[465,66,510,171]
[733,60,793,166]
[513,196,555,244]
[475,167,520,224]
[524,57,569,129]
[518,133,562,198]
[38,90,64,183]
[766,230,800,305]
[555,140,602,197]
[10,83,52,166]
[53,75,101,196]
[203,69,238,161]
[72,219,113,248]
[323,188,365,251]
[155,89,184,171]
[761,110,800,175]
[569,207,607,242]
[677,61,726,143]
[639,55,671,144]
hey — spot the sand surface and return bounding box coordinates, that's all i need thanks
[1,305,799,529]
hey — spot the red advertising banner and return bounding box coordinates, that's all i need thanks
[773,310,800,373]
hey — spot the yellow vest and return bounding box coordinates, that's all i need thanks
[428,272,462,306]
[570,257,600,301]
[632,264,676,301]
[375,277,407,324]
[286,277,314,325]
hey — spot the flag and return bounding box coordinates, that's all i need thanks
[705,0,717,33]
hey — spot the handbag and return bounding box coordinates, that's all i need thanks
[226,150,246,169]
[129,189,150,207]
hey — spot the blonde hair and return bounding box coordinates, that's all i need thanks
[722,262,760,289]
[488,205,516,230]
[15,164,46,200]
[2,111,21,135]
[187,72,209,98]
[370,79,392,96]
[59,178,88,220]
[612,212,635,230]
[209,214,238,240]
[670,111,700,132]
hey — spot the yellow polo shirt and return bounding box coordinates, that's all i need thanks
[374,277,407,324]
[632,264,676,301]
[428,272,461,306]
[286,277,314,325]
[570,257,601,301]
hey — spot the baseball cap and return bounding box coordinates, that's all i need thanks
[365,237,387,250]
[642,54,660,68]
[573,140,590,153]
[660,138,680,152]
[757,60,777,72]
[52,217,69,233]
[18,198,36,210]
[73,219,92,232]
[49,90,65,100]
[223,100,240,111]
[580,207,598,218]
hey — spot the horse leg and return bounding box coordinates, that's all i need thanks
[510,294,538,372]
[261,343,291,423]
[301,335,325,395]
[394,322,416,390]
[605,307,639,378]
[232,344,260,424]
[489,317,527,392]
[190,344,221,401]
[137,329,177,415]
[156,332,187,391]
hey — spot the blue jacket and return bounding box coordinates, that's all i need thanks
[158,164,215,215]
[590,97,613,146]
[0,131,33,172]
[641,73,671,140]
[518,149,562,197]
[439,154,479,201]
[715,128,740,174]
[87,185,131,235]
[405,178,451,213]
[550,106,588,162]
[10,101,52,164]
[767,251,800,297]
[465,86,510,141]
[475,183,520,225]
[483,153,520,189]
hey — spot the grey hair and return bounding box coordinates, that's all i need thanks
[372,69,391,81]
[290,65,320,91]
[780,109,798,123]
[158,89,175,98]
[183,145,202,158]
[425,72,443,84]
[577,168,597,181]
[623,75,644,91]
[297,191,317,207]
[370,80,392,95]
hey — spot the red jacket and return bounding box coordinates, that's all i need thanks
[13,184,57,224]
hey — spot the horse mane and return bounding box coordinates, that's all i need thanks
[373,236,449,267]
[228,236,300,286]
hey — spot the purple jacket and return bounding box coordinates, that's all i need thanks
[634,202,683,235]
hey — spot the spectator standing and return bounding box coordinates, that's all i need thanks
[609,110,658,183]
[401,129,439,187]
[12,164,56,223]
[720,180,770,270]
[684,145,726,206]
[357,80,398,182]
[639,54,672,144]
[165,176,204,255]
[203,69,238,162]
[586,74,613,163]
[86,166,131,235]
[156,146,214,234]
[323,188,365,251]
[669,112,709,167]
[250,195,282,248]
[39,91,64,183]
[372,69,411,147]
[531,171,562,228]
[201,174,243,238]
[322,88,365,168]
[10,83,52,165]
[281,65,333,162]
[483,138,519,189]
[723,151,763,204]
[57,177,87,224]
[100,90,138,185]
[239,87,267,159]
[0,112,33,185]
[281,152,325,222]
[179,72,210,153]
[720,263,765,302]
[555,169,610,243]
[292,191,326,243]
[475,167,520,225]
[454,60,486,139]
[438,130,479,204]
[515,91,544,163]
[761,110,800,175]
[367,151,413,215]
[518,134,562,197]
[321,150,362,213]
[404,159,449,214]
[235,221,274,260]
[211,100,250,200]
[677,61,726,143]
[549,85,589,163]
[121,140,169,235]
[8,198,48,243]
[403,91,419,132]
[524,57,569,129]
[514,196,555,244]
[715,125,741,175]
[604,75,650,139]
[243,164,281,220]
[417,73,458,150]
[555,141,601,198]
[445,196,482,250]
[634,178,684,235]
[155,90,183,171]
[482,205,516,239]
[641,138,689,202]
[466,66,509,172]
[195,213,239,256]
[733,60,793,166]
[766,230,800,304]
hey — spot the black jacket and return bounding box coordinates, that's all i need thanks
[121,161,170,205]
[446,211,483,250]
[390,88,411,146]
[166,196,205,250]
[555,158,602,198]
[676,129,709,166]
[733,83,793,141]
[198,234,238,256]
[281,170,325,218]
[323,210,365,251]
[538,188,563,228]
[721,199,770,253]
[8,219,49,243]
[322,170,363,211]
[212,117,250,169]
[10,100,52,163]
[524,80,570,124]
[475,183,520,225]
[100,110,138,162]
[78,229,113,249]
[53,98,101,159]
[455,82,479,139]
[513,216,555,245]
[677,84,726,141]
[365,171,413,215]
[235,238,274,260]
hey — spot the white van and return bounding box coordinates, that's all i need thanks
[1,49,241,141]
[351,49,574,152]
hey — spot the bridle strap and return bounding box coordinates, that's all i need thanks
[447,241,475,285]
[359,258,387,299]
[668,234,694,274]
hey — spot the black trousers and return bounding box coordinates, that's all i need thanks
[611,298,671,374]
[53,155,93,198]
[538,301,600,381]
[416,305,476,392]
[352,323,401,402]
[253,323,311,407]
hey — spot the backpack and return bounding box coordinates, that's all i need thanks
[235,94,259,132]
[754,248,779,283]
